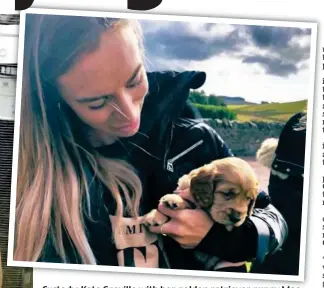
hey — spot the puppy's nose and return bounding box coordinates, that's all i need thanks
[229,211,243,223]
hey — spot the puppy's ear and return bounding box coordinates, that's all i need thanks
[248,198,256,217]
[247,184,259,216]
[190,171,221,208]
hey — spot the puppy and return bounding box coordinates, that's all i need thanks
[145,157,259,232]
[144,157,259,272]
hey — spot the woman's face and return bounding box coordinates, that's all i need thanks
[58,26,148,140]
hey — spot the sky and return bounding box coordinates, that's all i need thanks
[1,19,313,104]
[140,19,313,104]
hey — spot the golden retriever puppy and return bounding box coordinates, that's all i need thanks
[144,157,259,232]
[144,157,259,271]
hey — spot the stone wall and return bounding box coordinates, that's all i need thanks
[204,118,285,157]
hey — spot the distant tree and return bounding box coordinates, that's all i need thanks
[189,90,208,105]
[208,94,226,106]
[193,104,236,120]
[189,90,228,107]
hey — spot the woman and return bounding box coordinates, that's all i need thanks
[15,13,287,270]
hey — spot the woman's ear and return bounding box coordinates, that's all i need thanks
[190,170,221,208]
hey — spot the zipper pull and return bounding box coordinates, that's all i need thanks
[167,161,174,172]
[165,140,204,173]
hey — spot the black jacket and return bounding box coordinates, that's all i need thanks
[40,71,288,270]
[253,112,306,275]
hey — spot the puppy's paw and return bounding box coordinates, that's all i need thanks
[160,194,187,210]
[143,209,168,227]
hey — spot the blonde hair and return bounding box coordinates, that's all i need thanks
[14,14,144,264]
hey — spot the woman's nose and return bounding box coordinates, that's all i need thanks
[114,91,138,122]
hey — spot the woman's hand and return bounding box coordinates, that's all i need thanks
[149,189,214,248]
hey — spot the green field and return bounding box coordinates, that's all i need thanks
[228,100,307,122]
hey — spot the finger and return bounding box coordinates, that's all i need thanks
[157,203,181,219]
[148,220,179,237]
[176,189,197,207]
[148,224,164,234]
[149,228,196,248]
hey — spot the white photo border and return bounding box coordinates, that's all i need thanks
[7,7,318,283]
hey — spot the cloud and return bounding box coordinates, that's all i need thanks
[140,20,312,77]
[246,26,310,49]
[240,26,312,76]
[242,55,298,77]
[141,21,246,61]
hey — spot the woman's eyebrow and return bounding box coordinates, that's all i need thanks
[76,63,143,104]
[125,63,142,85]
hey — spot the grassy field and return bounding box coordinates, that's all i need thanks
[228,100,307,122]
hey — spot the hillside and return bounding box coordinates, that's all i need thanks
[228,100,307,122]
[216,96,256,105]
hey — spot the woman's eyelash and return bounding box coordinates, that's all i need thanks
[89,96,110,110]
[88,75,143,110]
[127,76,143,88]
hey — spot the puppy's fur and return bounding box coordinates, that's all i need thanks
[144,157,259,232]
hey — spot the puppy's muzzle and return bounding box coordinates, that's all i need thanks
[229,210,245,224]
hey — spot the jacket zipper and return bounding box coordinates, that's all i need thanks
[166,140,204,172]
[163,121,174,171]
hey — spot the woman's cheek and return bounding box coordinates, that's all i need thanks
[142,74,149,94]
[138,76,149,101]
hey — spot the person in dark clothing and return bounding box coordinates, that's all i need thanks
[255,112,307,275]
[15,13,287,271]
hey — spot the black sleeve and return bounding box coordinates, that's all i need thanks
[197,125,288,263]
[196,218,258,262]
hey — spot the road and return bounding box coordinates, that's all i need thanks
[243,156,271,192]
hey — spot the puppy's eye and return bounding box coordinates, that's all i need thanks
[220,191,235,200]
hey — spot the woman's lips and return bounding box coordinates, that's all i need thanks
[114,118,140,133]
